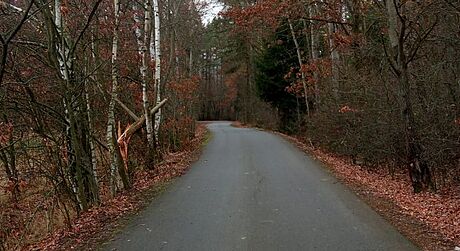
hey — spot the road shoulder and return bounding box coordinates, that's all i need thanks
[271,130,457,251]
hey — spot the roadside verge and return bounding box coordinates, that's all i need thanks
[26,123,210,251]
[275,131,459,251]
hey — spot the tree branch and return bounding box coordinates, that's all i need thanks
[5,0,35,44]
[407,19,438,65]
[0,0,34,85]
[70,0,103,56]
[115,97,139,121]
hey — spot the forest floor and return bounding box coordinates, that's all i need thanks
[232,121,460,251]
[25,123,209,251]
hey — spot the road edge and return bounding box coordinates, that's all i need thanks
[270,130,456,251]
[231,122,455,251]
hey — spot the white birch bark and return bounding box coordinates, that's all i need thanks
[55,0,66,80]
[150,27,155,61]
[107,0,120,196]
[55,0,83,210]
[142,0,155,149]
[85,71,98,185]
[63,98,82,210]
[153,0,162,138]
[133,4,143,49]
[54,0,73,82]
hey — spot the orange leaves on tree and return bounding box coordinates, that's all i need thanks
[222,72,238,109]
[339,105,358,113]
[455,118,460,126]
[285,59,331,97]
[168,76,200,101]
[60,0,70,16]
[223,0,291,34]
[0,122,13,144]
[333,32,354,50]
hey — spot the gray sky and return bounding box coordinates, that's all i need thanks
[200,0,224,25]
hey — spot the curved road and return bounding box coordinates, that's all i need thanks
[103,122,418,251]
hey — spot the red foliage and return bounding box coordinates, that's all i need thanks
[285,59,331,97]
[222,71,239,109]
[455,118,460,126]
[339,105,358,113]
[168,76,200,101]
[0,122,13,144]
[333,32,354,50]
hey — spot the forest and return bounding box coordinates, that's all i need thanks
[206,0,460,192]
[201,0,460,246]
[1,0,459,249]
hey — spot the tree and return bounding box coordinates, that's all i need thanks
[255,23,304,132]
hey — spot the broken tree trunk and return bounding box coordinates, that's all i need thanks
[117,99,168,171]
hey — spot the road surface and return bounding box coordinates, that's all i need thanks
[103,122,418,251]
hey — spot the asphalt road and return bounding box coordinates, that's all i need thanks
[103,122,418,251]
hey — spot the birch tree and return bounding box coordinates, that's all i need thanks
[36,0,102,210]
[142,0,155,154]
[107,0,122,195]
[153,0,162,139]
[131,0,157,166]
[308,3,320,104]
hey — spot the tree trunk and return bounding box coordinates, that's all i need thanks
[308,3,320,105]
[83,80,100,204]
[288,19,310,116]
[107,0,121,196]
[386,0,433,192]
[386,0,399,50]
[52,0,99,210]
[328,22,340,102]
[399,64,432,192]
[153,0,162,141]
[140,0,155,167]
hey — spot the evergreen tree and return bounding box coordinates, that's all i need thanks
[255,23,305,132]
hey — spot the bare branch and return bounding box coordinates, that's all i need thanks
[5,0,35,43]
[115,97,140,121]
[0,0,34,85]
[70,0,103,56]
[0,1,23,12]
